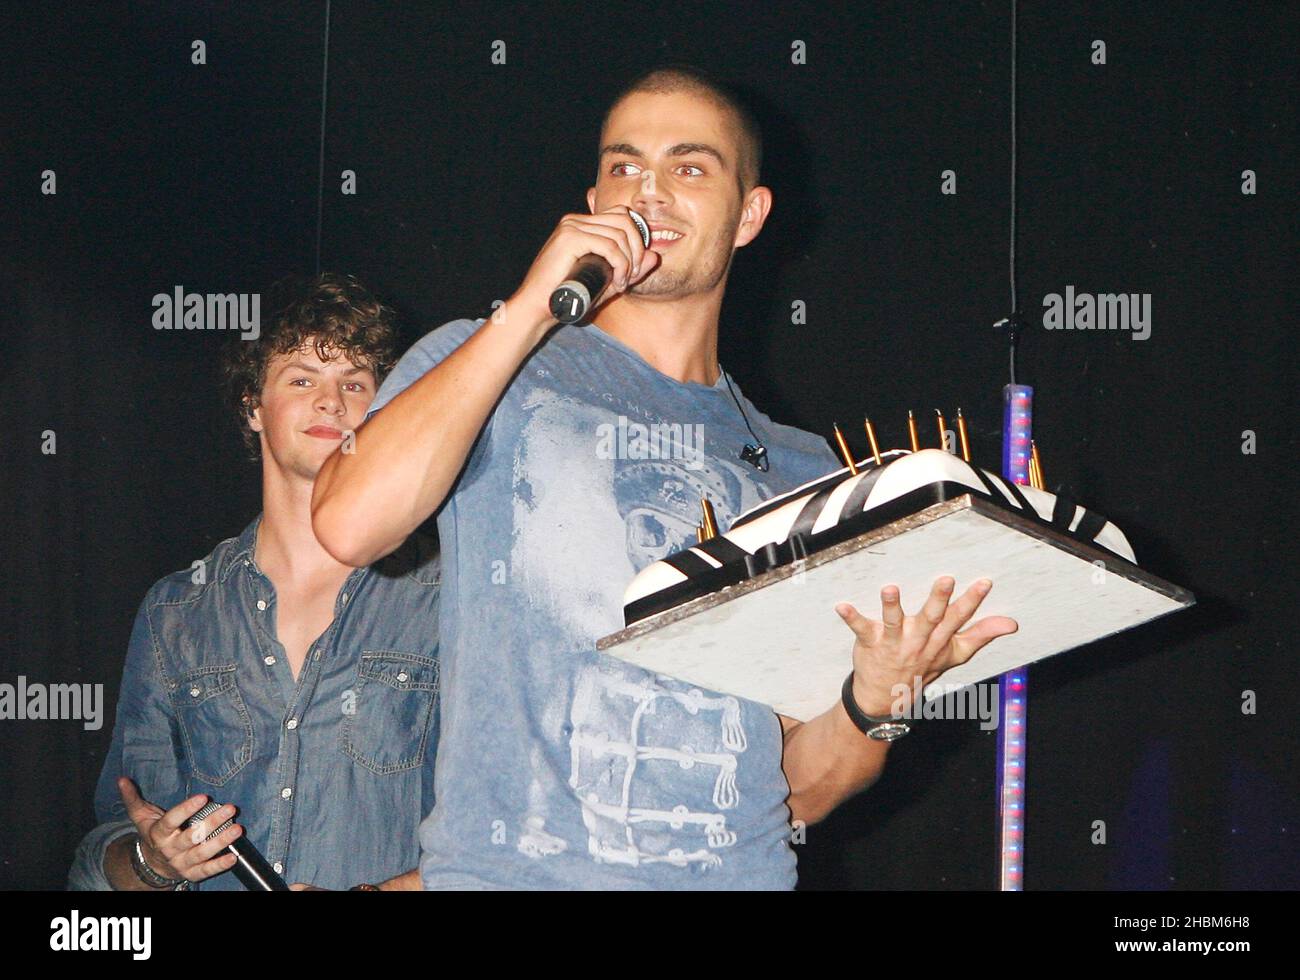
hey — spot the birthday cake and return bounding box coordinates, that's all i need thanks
[622,448,1136,626]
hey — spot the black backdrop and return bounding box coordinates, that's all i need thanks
[2,1,1295,890]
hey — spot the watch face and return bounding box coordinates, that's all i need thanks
[869,723,910,741]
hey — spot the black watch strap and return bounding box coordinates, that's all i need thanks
[841,674,914,740]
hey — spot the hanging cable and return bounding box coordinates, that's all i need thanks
[314,0,332,275]
[995,0,1022,385]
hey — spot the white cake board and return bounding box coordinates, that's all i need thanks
[598,495,1194,721]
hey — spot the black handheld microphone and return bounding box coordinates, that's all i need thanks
[549,209,651,325]
[184,800,290,891]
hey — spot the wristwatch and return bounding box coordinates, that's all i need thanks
[841,674,914,741]
[130,835,190,890]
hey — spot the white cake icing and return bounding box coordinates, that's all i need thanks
[622,448,1135,620]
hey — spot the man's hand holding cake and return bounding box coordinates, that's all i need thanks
[836,576,1018,721]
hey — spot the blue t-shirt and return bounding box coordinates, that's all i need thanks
[368,318,839,889]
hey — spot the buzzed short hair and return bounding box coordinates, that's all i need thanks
[600,64,763,195]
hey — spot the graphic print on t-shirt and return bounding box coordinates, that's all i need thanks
[507,384,761,869]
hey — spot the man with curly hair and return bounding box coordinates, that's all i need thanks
[69,274,439,891]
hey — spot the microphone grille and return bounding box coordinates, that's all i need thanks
[628,209,650,248]
[182,799,235,841]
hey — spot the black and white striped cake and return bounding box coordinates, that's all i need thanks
[622,448,1135,626]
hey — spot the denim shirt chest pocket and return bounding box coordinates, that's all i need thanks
[168,663,254,786]
[341,651,438,774]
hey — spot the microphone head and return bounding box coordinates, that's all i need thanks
[628,208,650,248]
[183,799,233,839]
[183,800,290,891]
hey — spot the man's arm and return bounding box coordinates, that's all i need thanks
[70,599,176,891]
[378,869,421,891]
[779,577,1018,826]
[311,207,655,567]
[289,869,421,891]
[68,819,140,891]
[778,701,892,829]
[69,598,239,890]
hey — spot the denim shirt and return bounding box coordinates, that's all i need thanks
[68,516,441,891]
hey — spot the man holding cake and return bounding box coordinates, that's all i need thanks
[311,65,1018,889]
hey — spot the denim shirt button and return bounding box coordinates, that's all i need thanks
[256,599,268,611]
[396,671,409,683]
[264,655,276,666]
[341,592,349,604]
[281,787,292,799]
[189,686,201,698]
[273,862,284,874]
[286,718,298,730]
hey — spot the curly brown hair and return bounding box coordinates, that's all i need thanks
[222,273,399,459]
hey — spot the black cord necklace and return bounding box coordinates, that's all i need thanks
[720,367,769,472]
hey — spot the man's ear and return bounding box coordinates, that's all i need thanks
[586,187,597,214]
[245,398,264,433]
[733,185,774,249]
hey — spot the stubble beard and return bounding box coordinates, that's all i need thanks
[629,218,737,299]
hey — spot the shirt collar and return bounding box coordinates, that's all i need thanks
[220,514,376,594]
[220,514,264,584]
[579,321,730,392]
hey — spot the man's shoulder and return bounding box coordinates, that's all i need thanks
[762,414,832,455]
[368,318,487,418]
[405,317,486,362]
[721,386,837,492]
[140,527,254,611]
[745,403,836,467]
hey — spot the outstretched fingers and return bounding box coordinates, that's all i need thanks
[951,614,1020,664]
[879,585,904,641]
[834,601,880,646]
[925,578,993,654]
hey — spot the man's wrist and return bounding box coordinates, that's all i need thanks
[103,833,150,891]
[850,674,900,721]
[128,834,185,890]
[499,290,557,340]
[842,674,915,742]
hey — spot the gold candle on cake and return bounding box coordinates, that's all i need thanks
[863,418,883,466]
[832,423,858,475]
[700,497,719,540]
[956,408,972,462]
